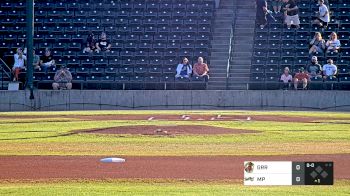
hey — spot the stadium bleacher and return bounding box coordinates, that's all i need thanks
[0,0,215,90]
[251,0,350,90]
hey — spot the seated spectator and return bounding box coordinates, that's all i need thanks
[193,57,209,80]
[325,32,341,53]
[95,32,111,53]
[256,0,268,28]
[309,32,325,54]
[52,65,72,90]
[293,67,309,90]
[280,67,292,90]
[272,0,282,14]
[83,32,96,54]
[322,59,337,80]
[175,57,192,78]
[306,56,323,78]
[33,49,41,71]
[282,0,300,29]
[12,48,26,81]
[40,48,56,72]
[312,0,330,28]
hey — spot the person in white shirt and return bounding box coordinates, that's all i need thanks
[312,0,329,28]
[280,67,292,89]
[12,48,27,81]
[322,59,337,79]
[326,32,341,53]
[175,57,192,78]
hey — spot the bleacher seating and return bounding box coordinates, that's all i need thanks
[251,0,350,90]
[0,0,215,90]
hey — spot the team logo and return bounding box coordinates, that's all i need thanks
[245,162,254,173]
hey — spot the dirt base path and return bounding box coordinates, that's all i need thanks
[0,154,349,181]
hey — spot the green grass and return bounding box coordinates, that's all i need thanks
[1,110,350,195]
[0,112,349,156]
[0,180,349,196]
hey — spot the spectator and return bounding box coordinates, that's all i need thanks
[256,0,268,28]
[272,0,282,14]
[40,48,56,72]
[282,0,300,29]
[52,65,72,90]
[322,59,337,79]
[280,67,292,90]
[33,49,41,71]
[293,67,309,90]
[193,57,209,80]
[312,0,330,28]
[95,32,111,53]
[12,48,26,81]
[325,32,341,53]
[309,32,325,54]
[306,56,323,78]
[83,32,96,54]
[175,57,192,78]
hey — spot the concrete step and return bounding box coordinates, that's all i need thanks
[212,48,229,52]
[230,68,250,73]
[211,73,228,77]
[230,73,250,77]
[230,59,251,64]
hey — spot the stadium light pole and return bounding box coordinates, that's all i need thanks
[26,0,34,99]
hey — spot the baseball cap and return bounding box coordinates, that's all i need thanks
[311,56,317,61]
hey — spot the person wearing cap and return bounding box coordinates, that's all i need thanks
[293,67,309,90]
[306,56,322,78]
[95,32,111,53]
[176,57,193,78]
[12,47,27,81]
[309,32,325,54]
[280,67,292,90]
[40,48,56,72]
[52,65,72,90]
[322,59,337,80]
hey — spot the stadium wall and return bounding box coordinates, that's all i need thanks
[0,90,350,111]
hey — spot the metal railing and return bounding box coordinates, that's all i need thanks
[225,3,237,90]
[0,58,11,79]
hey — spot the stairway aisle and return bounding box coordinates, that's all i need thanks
[227,0,256,90]
[206,0,235,90]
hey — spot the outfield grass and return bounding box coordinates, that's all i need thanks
[0,112,349,156]
[0,110,349,195]
[0,180,349,196]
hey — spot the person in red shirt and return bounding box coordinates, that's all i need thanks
[293,67,309,90]
[193,57,209,80]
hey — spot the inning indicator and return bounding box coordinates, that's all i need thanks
[244,161,333,186]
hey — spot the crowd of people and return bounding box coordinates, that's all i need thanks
[256,0,344,90]
[11,31,210,90]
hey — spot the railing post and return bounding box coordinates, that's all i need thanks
[26,0,34,98]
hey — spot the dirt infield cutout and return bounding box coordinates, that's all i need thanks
[77,125,259,136]
[0,154,349,180]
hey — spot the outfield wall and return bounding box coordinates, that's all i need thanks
[0,90,350,111]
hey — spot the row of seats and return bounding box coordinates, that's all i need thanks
[250,0,350,89]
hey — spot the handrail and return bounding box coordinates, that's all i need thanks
[225,3,237,90]
[0,58,11,79]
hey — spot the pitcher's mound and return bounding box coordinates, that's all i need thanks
[79,125,258,135]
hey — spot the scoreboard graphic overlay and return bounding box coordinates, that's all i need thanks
[244,161,333,186]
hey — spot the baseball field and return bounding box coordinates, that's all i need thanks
[0,110,349,195]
